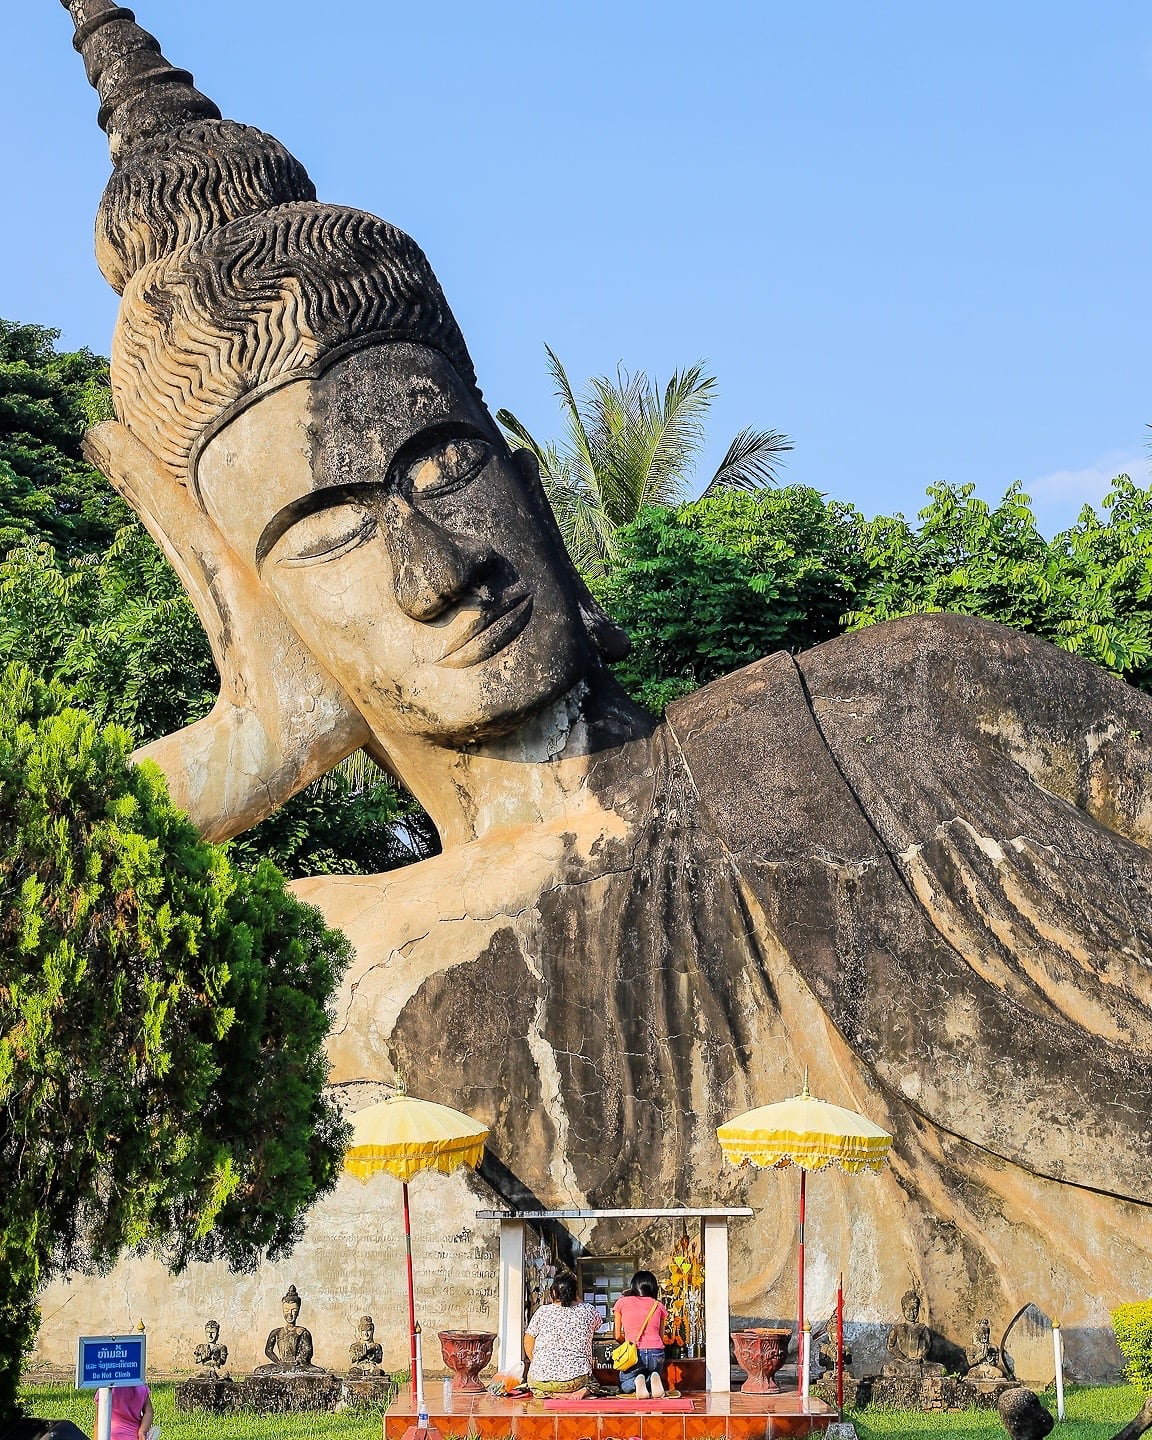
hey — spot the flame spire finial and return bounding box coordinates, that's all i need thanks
[59,0,317,293]
[60,0,221,161]
[58,0,478,465]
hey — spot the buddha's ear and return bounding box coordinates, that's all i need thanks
[508,447,630,663]
[83,421,370,839]
[83,420,245,678]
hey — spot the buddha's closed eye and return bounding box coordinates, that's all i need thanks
[402,435,492,498]
[274,504,376,567]
[265,435,495,568]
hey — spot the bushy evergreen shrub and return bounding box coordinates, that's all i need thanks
[1112,1302,1152,1393]
[0,664,350,1421]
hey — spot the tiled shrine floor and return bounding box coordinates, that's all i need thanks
[384,1388,836,1440]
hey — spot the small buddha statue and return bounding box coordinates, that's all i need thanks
[965,1318,1008,1383]
[882,1291,944,1379]
[193,1318,229,1378]
[255,1285,328,1374]
[815,1314,851,1375]
[348,1315,385,1376]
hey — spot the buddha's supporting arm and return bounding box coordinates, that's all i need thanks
[85,421,370,842]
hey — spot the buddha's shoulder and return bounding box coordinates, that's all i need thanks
[664,612,1152,851]
[667,612,1152,743]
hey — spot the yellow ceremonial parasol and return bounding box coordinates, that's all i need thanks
[718,1076,891,1348]
[345,1090,489,1388]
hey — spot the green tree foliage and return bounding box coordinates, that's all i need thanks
[0,320,129,557]
[1112,1302,1152,1393]
[230,756,439,879]
[593,488,859,711]
[845,478,1152,688]
[498,347,791,575]
[596,477,1152,712]
[511,355,1152,708]
[0,664,352,1420]
[0,531,218,741]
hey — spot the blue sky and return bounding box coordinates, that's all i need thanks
[3,1,1150,534]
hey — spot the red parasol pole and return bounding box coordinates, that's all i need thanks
[403,1180,418,1393]
[836,1272,844,1418]
[797,1169,806,1349]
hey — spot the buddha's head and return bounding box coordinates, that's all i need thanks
[62,0,627,759]
[204,1320,220,1343]
[358,1317,375,1341]
[900,1291,921,1323]
[282,1286,302,1326]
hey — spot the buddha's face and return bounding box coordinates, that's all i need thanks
[196,342,596,747]
[205,1322,219,1342]
[902,1296,920,1323]
[284,1301,300,1325]
[359,1320,374,1341]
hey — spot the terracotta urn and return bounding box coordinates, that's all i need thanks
[437,1330,497,1393]
[732,1327,792,1394]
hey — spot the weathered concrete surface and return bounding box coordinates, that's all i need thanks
[34,618,1152,1374]
[31,1165,500,1373]
[44,0,1151,1382]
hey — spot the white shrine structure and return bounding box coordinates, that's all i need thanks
[475,1206,754,1392]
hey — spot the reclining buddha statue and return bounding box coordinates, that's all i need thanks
[56,0,1152,1351]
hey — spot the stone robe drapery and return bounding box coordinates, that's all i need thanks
[311,613,1152,1358]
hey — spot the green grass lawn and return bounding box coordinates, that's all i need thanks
[19,1382,386,1439]
[19,1380,1146,1439]
[849,1383,1145,1439]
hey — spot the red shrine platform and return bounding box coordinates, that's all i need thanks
[384,1388,837,1440]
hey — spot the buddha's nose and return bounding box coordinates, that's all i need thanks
[382,495,495,621]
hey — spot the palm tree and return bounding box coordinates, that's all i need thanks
[497,346,791,575]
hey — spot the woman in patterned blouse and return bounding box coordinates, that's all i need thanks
[523,1272,602,1397]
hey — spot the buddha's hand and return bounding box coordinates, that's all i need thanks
[84,421,370,841]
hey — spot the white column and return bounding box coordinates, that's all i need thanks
[703,1217,731,1393]
[497,1219,526,1373]
[96,1388,111,1440]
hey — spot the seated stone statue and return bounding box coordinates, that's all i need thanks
[192,1319,229,1378]
[966,1319,1008,1383]
[882,1292,944,1379]
[56,0,1152,1349]
[815,1315,851,1376]
[347,1316,385,1376]
[255,1286,327,1375]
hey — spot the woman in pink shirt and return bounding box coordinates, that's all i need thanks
[612,1271,668,1400]
[93,1383,153,1440]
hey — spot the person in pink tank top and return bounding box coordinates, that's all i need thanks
[94,1383,153,1440]
[612,1271,668,1400]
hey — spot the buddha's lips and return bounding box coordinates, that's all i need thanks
[437,592,533,668]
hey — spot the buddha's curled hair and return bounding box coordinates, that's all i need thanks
[113,201,479,475]
[96,120,317,294]
[66,2,481,477]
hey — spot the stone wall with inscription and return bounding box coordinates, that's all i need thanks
[31,1166,500,1374]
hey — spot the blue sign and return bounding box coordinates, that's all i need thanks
[76,1334,147,1389]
